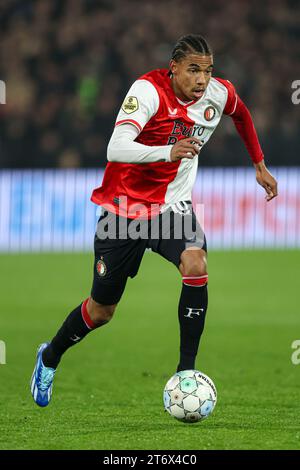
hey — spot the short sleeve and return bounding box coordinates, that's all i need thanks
[115,79,160,132]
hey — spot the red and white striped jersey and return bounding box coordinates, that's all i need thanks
[91,68,262,219]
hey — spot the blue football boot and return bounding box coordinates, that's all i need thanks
[30,343,56,407]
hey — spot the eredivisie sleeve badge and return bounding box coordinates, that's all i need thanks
[122,96,139,114]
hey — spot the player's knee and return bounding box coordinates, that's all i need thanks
[180,250,207,277]
[185,264,207,277]
[88,298,117,325]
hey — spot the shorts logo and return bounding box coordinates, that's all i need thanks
[122,96,139,114]
[96,258,107,277]
[204,106,216,121]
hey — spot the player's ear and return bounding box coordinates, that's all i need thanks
[169,59,177,76]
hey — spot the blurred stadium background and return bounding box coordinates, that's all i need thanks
[0,0,300,451]
[0,0,299,250]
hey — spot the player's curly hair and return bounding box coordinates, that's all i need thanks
[171,34,212,62]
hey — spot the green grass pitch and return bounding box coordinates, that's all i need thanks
[0,250,299,450]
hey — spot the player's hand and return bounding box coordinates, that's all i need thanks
[255,160,278,201]
[170,137,202,162]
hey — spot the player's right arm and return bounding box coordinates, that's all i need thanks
[107,79,200,163]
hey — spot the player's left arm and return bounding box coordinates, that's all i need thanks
[223,80,278,202]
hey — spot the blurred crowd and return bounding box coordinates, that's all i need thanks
[0,0,299,168]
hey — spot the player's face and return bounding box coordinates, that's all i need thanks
[170,54,213,102]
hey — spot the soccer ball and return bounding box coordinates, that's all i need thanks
[163,370,217,423]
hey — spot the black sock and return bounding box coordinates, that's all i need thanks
[42,301,103,369]
[177,283,208,372]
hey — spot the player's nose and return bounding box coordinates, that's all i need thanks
[196,72,206,85]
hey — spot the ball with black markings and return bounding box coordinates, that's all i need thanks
[163,370,217,423]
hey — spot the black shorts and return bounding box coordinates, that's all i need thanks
[91,202,207,305]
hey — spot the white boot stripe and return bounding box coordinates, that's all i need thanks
[31,378,35,394]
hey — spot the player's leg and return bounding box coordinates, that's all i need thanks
[30,295,120,407]
[177,246,208,371]
[150,204,208,372]
[41,295,121,370]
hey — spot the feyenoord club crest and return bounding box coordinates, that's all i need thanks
[204,106,216,121]
[96,258,107,277]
